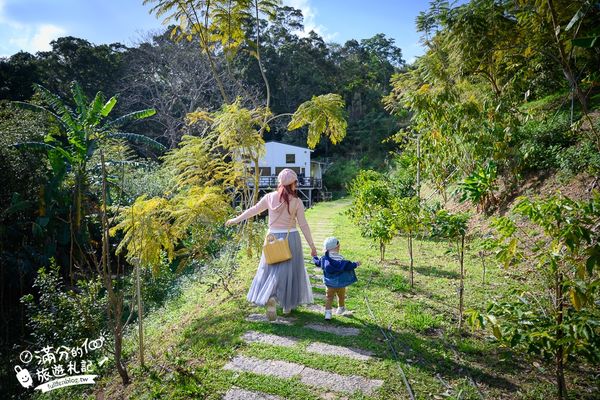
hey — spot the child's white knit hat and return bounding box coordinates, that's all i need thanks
[323,237,339,252]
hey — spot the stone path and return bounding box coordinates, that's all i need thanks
[224,355,383,395]
[224,199,385,399]
[224,387,284,400]
[241,330,373,361]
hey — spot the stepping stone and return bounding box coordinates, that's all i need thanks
[300,367,383,395]
[313,284,327,290]
[223,387,284,400]
[303,304,325,313]
[223,355,383,395]
[309,274,324,281]
[245,314,296,325]
[306,342,373,361]
[304,323,360,336]
[241,331,299,347]
[224,355,304,379]
[313,292,326,300]
[240,331,373,361]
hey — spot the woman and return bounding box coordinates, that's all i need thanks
[225,168,317,320]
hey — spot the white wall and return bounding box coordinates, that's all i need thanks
[252,142,312,177]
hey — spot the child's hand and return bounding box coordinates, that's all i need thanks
[356,261,361,267]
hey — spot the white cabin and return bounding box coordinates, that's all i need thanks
[246,141,326,207]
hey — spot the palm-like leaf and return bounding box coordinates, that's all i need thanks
[12,102,69,133]
[85,91,107,128]
[288,93,347,149]
[33,84,79,133]
[102,109,157,131]
[13,141,57,152]
[70,81,89,120]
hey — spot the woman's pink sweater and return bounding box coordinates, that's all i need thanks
[231,192,315,249]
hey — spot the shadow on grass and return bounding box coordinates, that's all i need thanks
[246,305,520,392]
[413,265,460,280]
[173,281,521,395]
[390,330,519,391]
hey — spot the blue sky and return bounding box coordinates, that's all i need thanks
[0,0,435,62]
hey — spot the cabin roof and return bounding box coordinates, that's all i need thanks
[265,141,314,152]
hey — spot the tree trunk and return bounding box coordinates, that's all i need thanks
[136,263,144,367]
[114,323,130,384]
[101,151,130,384]
[555,271,567,399]
[480,251,486,285]
[458,235,465,330]
[408,234,414,288]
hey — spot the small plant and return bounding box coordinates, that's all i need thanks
[21,260,106,351]
[348,171,396,261]
[201,242,241,295]
[431,209,470,329]
[392,196,422,287]
[469,194,600,400]
[457,162,498,213]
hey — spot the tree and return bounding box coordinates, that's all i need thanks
[348,170,396,261]
[432,209,470,329]
[12,83,163,383]
[146,0,348,208]
[393,196,421,288]
[117,29,250,148]
[471,194,600,400]
[14,82,162,276]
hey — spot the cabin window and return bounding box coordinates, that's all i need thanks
[259,167,271,176]
[286,154,295,164]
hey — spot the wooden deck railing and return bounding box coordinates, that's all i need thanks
[249,176,322,189]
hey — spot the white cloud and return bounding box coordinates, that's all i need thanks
[0,0,66,56]
[30,24,66,51]
[284,0,338,42]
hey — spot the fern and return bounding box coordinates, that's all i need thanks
[288,93,347,149]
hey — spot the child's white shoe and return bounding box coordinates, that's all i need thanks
[324,309,332,320]
[266,297,277,321]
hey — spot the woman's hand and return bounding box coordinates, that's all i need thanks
[225,219,236,227]
[310,247,318,257]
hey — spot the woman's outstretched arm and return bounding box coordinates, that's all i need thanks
[225,194,269,226]
[296,199,317,256]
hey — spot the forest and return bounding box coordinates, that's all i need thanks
[0,0,599,399]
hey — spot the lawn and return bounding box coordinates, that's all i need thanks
[53,198,599,400]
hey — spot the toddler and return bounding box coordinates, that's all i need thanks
[313,237,361,320]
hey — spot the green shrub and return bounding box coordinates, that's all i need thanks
[516,114,576,171]
[20,260,106,349]
[557,139,600,176]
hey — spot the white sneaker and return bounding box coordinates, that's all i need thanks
[266,297,277,321]
[324,309,332,320]
[283,307,291,315]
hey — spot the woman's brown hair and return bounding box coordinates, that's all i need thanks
[277,182,298,214]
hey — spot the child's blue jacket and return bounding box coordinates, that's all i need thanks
[312,251,358,288]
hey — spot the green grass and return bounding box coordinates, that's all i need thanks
[60,197,599,400]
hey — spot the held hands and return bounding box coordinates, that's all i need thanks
[310,247,317,257]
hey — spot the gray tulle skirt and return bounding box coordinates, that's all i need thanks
[247,231,314,310]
